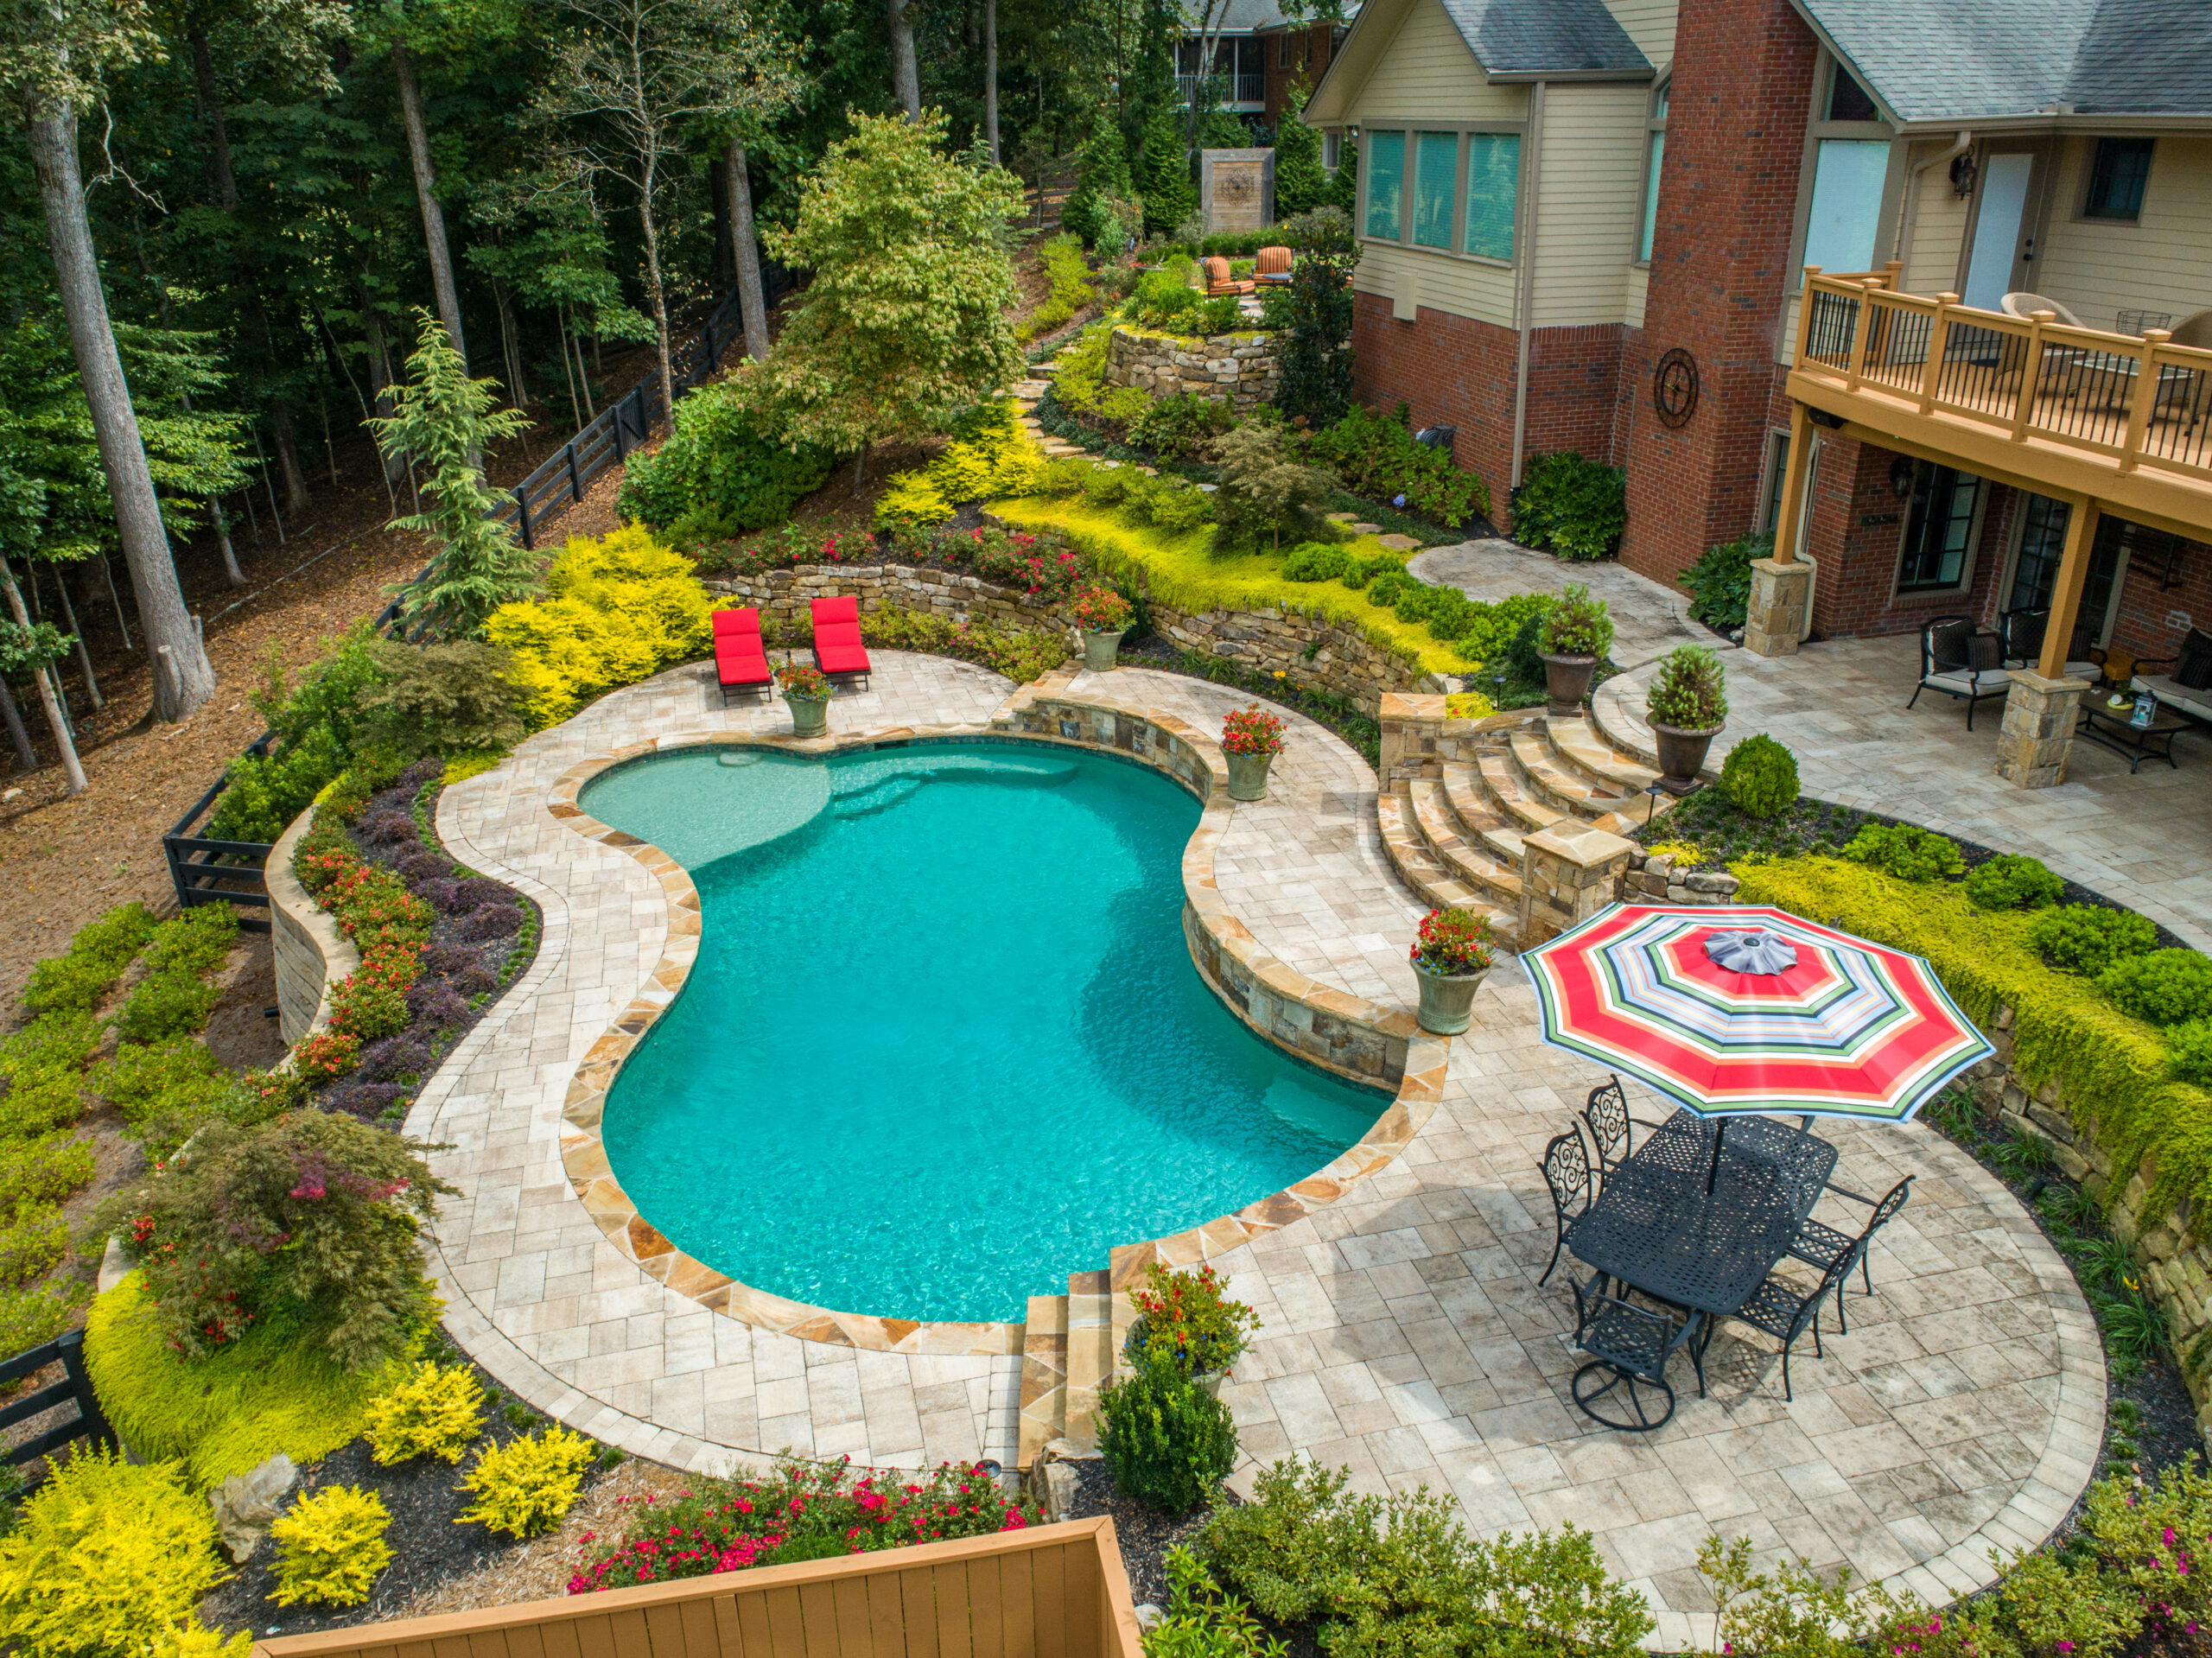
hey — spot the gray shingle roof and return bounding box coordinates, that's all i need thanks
[1436,0,1651,75]
[1801,0,2212,121]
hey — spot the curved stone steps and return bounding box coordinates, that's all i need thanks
[1441,761,1529,870]
[1379,791,1500,917]
[1506,732,1643,835]
[1478,749,1563,840]
[1408,779,1523,905]
[1548,713,1662,795]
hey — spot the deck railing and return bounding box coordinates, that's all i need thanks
[1793,270,2212,486]
[249,1516,1145,1658]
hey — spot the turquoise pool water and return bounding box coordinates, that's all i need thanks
[582,740,1386,1324]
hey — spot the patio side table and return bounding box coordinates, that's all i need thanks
[2075,694,2189,773]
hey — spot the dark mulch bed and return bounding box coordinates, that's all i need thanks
[1062,1459,1236,1610]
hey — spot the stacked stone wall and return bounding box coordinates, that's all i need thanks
[1103,326,1282,416]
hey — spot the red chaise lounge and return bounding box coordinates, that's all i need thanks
[712,607,772,706]
[810,594,872,689]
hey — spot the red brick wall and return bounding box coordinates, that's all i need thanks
[1618,0,1821,589]
[2108,536,2212,666]
[1350,293,1520,523]
[1526,325,1631,467]
[1801,435,2014,640]
[1263,25,1336,126]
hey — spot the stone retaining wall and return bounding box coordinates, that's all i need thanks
[705,562,1071,639]
[267,803,356,1045]
[1103,325,1281,416]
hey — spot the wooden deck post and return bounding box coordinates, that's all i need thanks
[1769,403,1815,566]
[2040,497,2102,681]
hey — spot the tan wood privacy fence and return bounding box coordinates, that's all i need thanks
[249,1517,1144,1658]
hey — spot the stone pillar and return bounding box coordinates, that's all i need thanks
[1518,822,1635,946]
[1379,692,1447,787]
[1993,670,2090,789]
[1743,557,1813,657]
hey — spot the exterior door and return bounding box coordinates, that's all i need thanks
[1961,144,2050,310]
[2005,496,2128,646]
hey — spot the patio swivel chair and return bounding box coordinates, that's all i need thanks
[1908,615,2009,730]
[1569,1270,1707,1432]
[1254,246,1294,286]
[1713,1253,1854,1402]
[1580,1074,1671,1178]
[1537,1129,1594,1286]
[1787,1174,1912,1335]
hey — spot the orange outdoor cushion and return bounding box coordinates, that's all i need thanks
[1256,245,1292,276]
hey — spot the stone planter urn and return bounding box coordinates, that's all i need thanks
[1413,962,1491,1035]
[785,692,831,738]
[1082,629,1125,672]
[1650,721,1723,793]
[1225,751,1274,801]
[1541,652,1599,716]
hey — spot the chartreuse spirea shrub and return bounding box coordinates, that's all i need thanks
[1840,821,1964,882]
[19,902,156,1015]
[0,1447,229,1657]
[270,1484,394,1607]
[486,526,717,728]
[2099,949,2212,1027]
[1734,854,2212,1226]
[2030,902,2159,975]
[457,1426,595,1538]
[365,1360,486,1464]
[1097,1355,1237,1516]
[615,365,835,543]
[1963,853,2066,912]
[1720,734,1799,820]
[874,397,1044,530]
[83,1275,414,1487]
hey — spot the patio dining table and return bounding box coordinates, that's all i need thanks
[1565,1112,1840,1317]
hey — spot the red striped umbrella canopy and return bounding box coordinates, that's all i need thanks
[1519,904,1993,1121]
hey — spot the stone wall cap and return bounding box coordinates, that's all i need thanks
[2005,669,2093,692]
[1525,821,1636,863]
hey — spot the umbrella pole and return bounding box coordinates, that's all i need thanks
[1706,1119,1726,1196]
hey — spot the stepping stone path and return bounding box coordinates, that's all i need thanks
[1350,521,1382,535]
[1377,533,1420,550]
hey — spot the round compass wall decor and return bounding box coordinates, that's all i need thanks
[1653,347,1700,429]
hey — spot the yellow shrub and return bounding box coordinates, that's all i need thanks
[0,1448,227,1658]
[149,1619,254,1657]
[484,525,715,727]
[874,401,1041,531]
[457,1427,594,1538]
[364,1360,485,1464]
[270,1484,393,1608]
[874,470,952,530]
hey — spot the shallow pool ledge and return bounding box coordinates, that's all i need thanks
[535,675,1447,1355]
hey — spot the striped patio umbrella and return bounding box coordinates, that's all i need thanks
[1519,904,1993,1123]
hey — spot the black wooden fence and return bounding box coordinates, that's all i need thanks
[0,1331,116,1483]
[163,268,790,928]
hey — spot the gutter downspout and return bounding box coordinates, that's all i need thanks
[1510,79,1546,490]
[1895,129,1972,281]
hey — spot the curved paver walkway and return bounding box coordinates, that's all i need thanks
[411,646,2100,1648]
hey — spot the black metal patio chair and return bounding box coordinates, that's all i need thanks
[1538,1129,1594,1287]
[1713,1253,1855,1402]
[1787,1175,1913,1334]
[1580,1074,1672,1178]
[1908,615,2009,730]
[1569,1270,1706,1432]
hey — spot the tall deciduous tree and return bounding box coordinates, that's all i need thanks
[389,41,467,364]
[887,0,919,118]
[768,110,1023,489]
[1,0,220,721]
[721,137,771,360]
[536,0,799,416]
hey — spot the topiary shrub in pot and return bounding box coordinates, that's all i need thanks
[1719,734,1798,819]
[1408,906,1497,1034]
[1645,643,1728,790]
[1534,583,1614,715]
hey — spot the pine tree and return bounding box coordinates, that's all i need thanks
[1274,86,1326,218]
[1276,206,1360,429]
[1138,105,1196,238]
[1066,119,1134,249]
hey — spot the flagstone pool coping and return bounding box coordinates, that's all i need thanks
[537,679,1448,1358]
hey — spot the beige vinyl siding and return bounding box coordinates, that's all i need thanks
[1626,263,1649,329]
[1356,239,1519,327]
[1776,293,1800,365]
[1531,84,1648,327]
[1600,0,1677,73]
[1349,0,1525,122]
[1900,142,1972,296]
[2037,135,2212,332]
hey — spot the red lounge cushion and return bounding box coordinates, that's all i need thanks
[715,644,771,685]
[814,634,872,674]
[811,594,860,628]
[713,607,761,640]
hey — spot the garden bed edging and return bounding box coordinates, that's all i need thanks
[268,801,359,1045]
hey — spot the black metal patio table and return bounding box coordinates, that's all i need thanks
[1566,1115,1840,1318]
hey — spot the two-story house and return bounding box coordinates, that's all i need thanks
[1178,0,1355,127]
[1306,0,2212,786]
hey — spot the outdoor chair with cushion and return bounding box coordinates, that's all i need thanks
[1538,1129,1594,1287]
[809,594,873,689]
[1569,1270,1706,1432]
[2000,292,2088,329]
[1202,256,1255,297]
[1254,246,1293,286]
[1998,607,2101,680]
[2132,627,2212,724]
[712,607,772,707]
[1786,1174,1912,1335]
[1713,1253,1853,1402]
[1909,615,2010,729]
[1580,1074,1669,1178]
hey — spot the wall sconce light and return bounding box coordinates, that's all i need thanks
[1949,153,1978,197]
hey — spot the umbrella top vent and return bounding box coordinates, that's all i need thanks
[1704,928,1799,975]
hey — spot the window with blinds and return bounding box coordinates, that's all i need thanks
[1412,131,1457,248]
[1365,130,1405,240]
[1463,132,1518,260]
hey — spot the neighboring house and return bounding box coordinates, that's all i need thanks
[1177,0,1354,125]
[1306,0,2212,785]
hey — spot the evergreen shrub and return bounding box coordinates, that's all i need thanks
[458,1427,595,1538]
[364,1360,486,1464]
[2030,903,2159,975]
[1962,854,2065,912]
[616,370,834,542]
[1510,451,1627,561]
[1300,403,1485,527]
[1677,533,1768,633]
[2099,950,2212,1028]
[269,1485,393,1608]
[1720,734,1799,819]
[1840,822,1963,882]
[1097,1356,1236,1515]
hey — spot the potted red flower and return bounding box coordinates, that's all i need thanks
[1219,704,1286,801]
[775,662,833,738]
[1409,906,1496,1034]
[1067,585,1135,671]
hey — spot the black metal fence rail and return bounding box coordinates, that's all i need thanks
[162,267,791,928]
[0,1331,116,1483]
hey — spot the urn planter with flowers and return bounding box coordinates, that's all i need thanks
[776,662,833,738]
[1120,1262,1261,1396]
[1536,582,1615,716]
[1220,704,1286,801]
[1644,643,1729,792]
[1410,906,1497,1035]
[1067,585,1135,671]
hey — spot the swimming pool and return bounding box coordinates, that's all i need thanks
[580,740,1388,1324]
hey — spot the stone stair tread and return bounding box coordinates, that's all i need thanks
[1413,777,1522,902]
[1547,715,1661,792]
[1060,1268,1112,1454]
[1441,762,1529,866]
[1016,1293,1070,1470]
[1480,749,1565,836]
[1510,730,1635,821]
[1378,792,1484,912]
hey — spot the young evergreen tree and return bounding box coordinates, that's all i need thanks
[1273,85,1325,218]
[1065,117,1132,249]
[1137,103,1194,237]
[1275,206,1359,429]
[370,310,538,637]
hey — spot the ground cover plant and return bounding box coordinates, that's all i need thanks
[1508,451,1627,562]
[1295,402,1486,529]
[1021,234,1097,342]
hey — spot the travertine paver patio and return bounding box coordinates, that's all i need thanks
[413,645,2100,1648]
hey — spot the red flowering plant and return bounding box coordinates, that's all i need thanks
[327,945,421,1041]
[292,1029,361,1083]
[1219,705,1286,759]
[1123,1262,1260,1377]
[1066,585,1134,633]
[1410,907,1495,976]
[775,662,833,700]
[568,1456,1036,1593]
